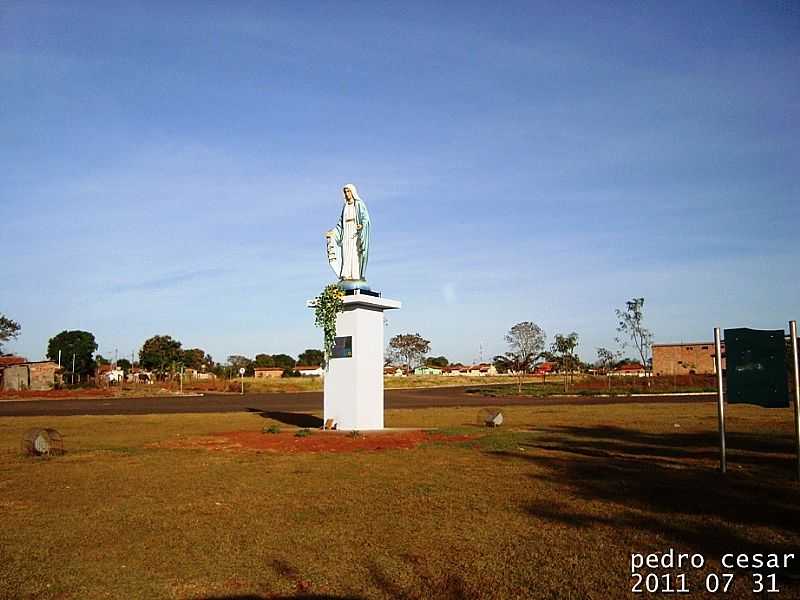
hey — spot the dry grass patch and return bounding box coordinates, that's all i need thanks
[0,403,798,599]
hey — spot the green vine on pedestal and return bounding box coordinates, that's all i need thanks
[314,284,344,366]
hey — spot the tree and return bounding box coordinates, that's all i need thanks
[117,358,132,374]
[551,332,579,391]
[95,355,111,367]
[46,330,98,382]
[140,335,183,376]
[595,347,618,374]
[425,355,449,368]
[491,355,511,374]
[254,353,275,368]
[297,349,324,367]
[183,348,212,370]
[501,321,546,393]
[227,355,254,376]
[615,297,653,379]
[271,354,296,370]
[0,314,21,353]
[387,333,431,369]
[595,347,619,392]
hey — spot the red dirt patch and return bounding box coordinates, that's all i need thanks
[0,388,111,400]
[156,430,478,453]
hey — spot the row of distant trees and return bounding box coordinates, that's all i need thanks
[493,297,653,392]
[1,296,652,383]
[382,297,654,392]
[0,317,325,381]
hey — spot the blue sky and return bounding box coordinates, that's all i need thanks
[1,1,798,364]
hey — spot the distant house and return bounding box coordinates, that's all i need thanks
[533,362,556,375]
[611,363,649,377]
[471,363,497,376]
[254,367,284,379]
[0,359,60,391]
[127,369,154,384]
[185,368,217,380]
[296,365,324,377]
[96,364,126,385]
[443,363,497,376]
[383,366,406,377]
[0,355,27,368]
[414,365,442,376]
[442,365,466,376]
[105,368,125,384]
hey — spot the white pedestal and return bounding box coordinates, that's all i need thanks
[318,292,400,430]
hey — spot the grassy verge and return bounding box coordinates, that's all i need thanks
[1,403,798,599]
[467,375,717,397]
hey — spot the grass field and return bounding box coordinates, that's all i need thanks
[183,375,519,394]
[467,374,718,397]
[1,402,798,599]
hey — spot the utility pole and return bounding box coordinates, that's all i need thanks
[71,353,76,385]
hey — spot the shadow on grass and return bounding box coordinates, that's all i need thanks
[197,596,362,599]
[489,424,800,583]
[248,409,323,429]
[366,555,481,600]
[529,425,796,469]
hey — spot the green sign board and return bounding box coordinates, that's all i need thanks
[724,328,788,408]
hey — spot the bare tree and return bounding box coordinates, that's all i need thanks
[500,321,546,393]
[596,346,621,391]
[615,297,653,381]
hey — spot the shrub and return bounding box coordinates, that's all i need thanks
[262,425,281,434]
[294,428,311,438]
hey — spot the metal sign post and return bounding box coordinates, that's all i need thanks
[239,367,245,395]
[790,320,800,481]
[714,327,727,474]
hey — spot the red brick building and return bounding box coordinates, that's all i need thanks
[652,342,725,376]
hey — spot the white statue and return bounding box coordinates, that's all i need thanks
[325,184,371,290]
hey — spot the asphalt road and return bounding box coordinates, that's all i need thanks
[0,387,715,417]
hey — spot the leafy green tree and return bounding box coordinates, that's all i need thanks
[46,330,98,380]
[140,335,183,376]
[95,355,111,366]
[425,356,449,368]
[616,297,653,378]
[0,314,21,353]
[551,332,579,391]
[271,354,296,370]
[183,348,213,370]
[254,353,275,368]
[227,355,254,376]
[388,333,431,368]
[117,358,132,373]
[297,349,324,366]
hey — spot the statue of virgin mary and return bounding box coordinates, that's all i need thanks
[325,183,371,290]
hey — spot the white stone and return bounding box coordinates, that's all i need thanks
[318,292,400,430]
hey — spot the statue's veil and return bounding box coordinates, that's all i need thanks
[343,183,362,202]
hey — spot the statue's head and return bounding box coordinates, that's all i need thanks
[342,183,360,204]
